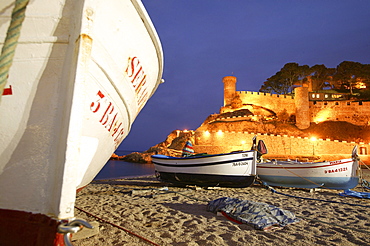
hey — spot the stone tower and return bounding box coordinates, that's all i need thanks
[223,76,237,106]
[294,86,310,129]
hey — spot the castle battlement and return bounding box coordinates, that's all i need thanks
[237,90,295,100]
[311,100,370,107]
[200,129,365,145]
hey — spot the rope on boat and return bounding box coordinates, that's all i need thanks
[75,206,160,246]
[272,159,365,191]
[0,0,29,97]
[362,179,370,190]
[276,163,330,189]
[269,156,370,191]
[360,159,370,190]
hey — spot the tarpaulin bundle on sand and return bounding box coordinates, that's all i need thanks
[207,197,299,231]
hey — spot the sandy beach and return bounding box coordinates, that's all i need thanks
[73,169,370,246]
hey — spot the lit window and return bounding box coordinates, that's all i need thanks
[324,94,328,98]
[360,147,367,155]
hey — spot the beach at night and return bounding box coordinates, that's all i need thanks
[73,169,370,246]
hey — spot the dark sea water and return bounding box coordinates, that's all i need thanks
[94,150,155,180]
[94,160,155,180]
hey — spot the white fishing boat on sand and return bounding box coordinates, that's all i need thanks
[0,0,163,244]
[152,141,257,188]
[257,145,360,190]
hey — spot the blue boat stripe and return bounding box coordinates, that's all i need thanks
[152,157,254,167]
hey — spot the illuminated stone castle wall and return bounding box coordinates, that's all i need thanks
[193,130,370,164]
[192,76,370,164]
[235,91,296,115]
[221,76,370,127]
[310,101,370,125]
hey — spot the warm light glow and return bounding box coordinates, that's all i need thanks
[183,129,188,132]
[204,130,210,136]
[313,109,332,123]
[354,79,367,89]
[241,140,246,144]
[310,136,317,142]
[217,130,223,136]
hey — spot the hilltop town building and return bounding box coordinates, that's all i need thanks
[193,76,370,164]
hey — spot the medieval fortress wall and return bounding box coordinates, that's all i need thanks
[310,101,370,125]
[236,91,296,115]
[194,130,367,161]
[233,90,370,126]
[194,76,370,164]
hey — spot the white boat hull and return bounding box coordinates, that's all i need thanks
[0,0,163,244]
[152,151,257,188]
[257,158,359,189]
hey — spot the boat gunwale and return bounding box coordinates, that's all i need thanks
[130,0,164,97]
[257,159,354,169]
[151,150,255,160]
[152,156,255,168]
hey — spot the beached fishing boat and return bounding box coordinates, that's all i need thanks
[256,146,360,190]
[0,0,163,244]
[152,146,257,188]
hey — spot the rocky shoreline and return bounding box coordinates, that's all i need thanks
[111,130,195,163]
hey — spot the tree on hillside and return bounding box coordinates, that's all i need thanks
[260,63,310,94]
[259,72,288,94]
[310,64,335,91]
[332,61,363,92]
[259,61,370,97]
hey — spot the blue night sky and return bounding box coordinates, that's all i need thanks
[118,0,370,152]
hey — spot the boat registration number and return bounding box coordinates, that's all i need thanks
[324,167,348,174]
[90,90,125,148]
[232,161,248,166]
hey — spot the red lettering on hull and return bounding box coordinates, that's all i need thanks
[2,85,13,95]
[125,56,148,108]
[324,167,348,174]
[90,90,125,148]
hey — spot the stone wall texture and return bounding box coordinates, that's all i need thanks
[310,101,370,125]
[233,90,370,126]
[236,91,296,115]
[194,130,370,164]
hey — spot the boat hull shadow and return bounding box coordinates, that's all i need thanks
[157,171,256,188]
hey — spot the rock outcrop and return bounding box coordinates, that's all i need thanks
[113,130,195,163]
